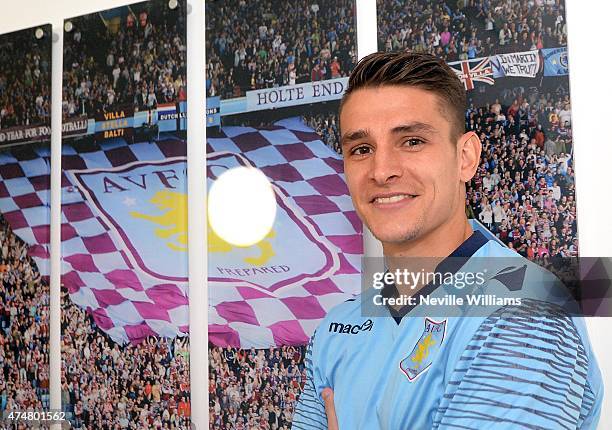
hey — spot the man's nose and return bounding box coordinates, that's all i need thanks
[371,144,402,185]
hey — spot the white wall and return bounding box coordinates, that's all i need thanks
[0,0,610,428]
[566,0,612,426]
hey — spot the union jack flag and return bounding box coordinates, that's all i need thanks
[449,57,495,91]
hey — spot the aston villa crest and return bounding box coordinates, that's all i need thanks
[400,318,447,382]
[69,157,189,282]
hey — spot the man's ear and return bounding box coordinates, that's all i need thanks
[458,131,481,182]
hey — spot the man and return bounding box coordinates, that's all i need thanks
[291,52,602,429]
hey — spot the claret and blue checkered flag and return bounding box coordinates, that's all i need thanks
[0,117,361,347]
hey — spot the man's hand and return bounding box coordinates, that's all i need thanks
[322,387,338,430]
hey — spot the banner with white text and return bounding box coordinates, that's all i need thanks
[246,77,348,112]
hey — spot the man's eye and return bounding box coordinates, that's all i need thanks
[350,145,372,156]
[403,138,424,147]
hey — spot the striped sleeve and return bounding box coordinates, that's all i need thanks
[434,299,603,430]
[291,332,328,430]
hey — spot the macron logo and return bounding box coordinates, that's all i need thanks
[328,319,373,335]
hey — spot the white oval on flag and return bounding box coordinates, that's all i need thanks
[208,166,277,247]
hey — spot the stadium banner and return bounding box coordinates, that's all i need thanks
[207,117,362,348]
[542,47,569,76]
[444,57,494,91]
[62,115,89,138]
[206,96,220,127]
[94,104,135,140]
[491,50,540,78]
[157,103,179,122]
[219,97,248,117]
[157,102,186,132]
[70,158,189,281]
[0,123,51,146]
[245,77,348,112]
[178,101,187,131]
[0,24,52,277]
[0,116,89,146]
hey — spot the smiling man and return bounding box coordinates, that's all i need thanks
[291,52,603,429]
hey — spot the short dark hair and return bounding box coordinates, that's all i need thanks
[339,51,467,140]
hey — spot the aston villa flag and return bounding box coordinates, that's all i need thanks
[207,117,363,348]
[0,117,362,348]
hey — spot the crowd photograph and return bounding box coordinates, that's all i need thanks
[0,167,193,429]
[465,84,577,267]
[378,0,568,61]
[62,1,186,119]
[209,344,305,430]
[303,110,342,155]
[0,28,51,130]
[0,25,52,430]
[205,2,576,426]
[58,1,192,428]
[61,291,191,429]
[0,213,49,420]
[205,0,357,99]
[0,0,586,428]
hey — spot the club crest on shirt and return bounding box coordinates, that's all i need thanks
[399,318,447,382]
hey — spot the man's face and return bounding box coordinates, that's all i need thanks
[340,85,476,247]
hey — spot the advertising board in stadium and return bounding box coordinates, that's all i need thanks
[62,116,89,138]
[157,102,187,132]
[0,124,51,146]
[157,103,185,122]
[0,116,88,146]
[245,77,348,112]
[206,96,220,127]
[94,104,134,140]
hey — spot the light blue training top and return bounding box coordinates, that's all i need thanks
[292,230,603,430]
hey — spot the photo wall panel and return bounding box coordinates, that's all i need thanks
[377,0,577,273]
[0,24,52,418]
[205,1,361,428]
[60,1,190,427]
[0,0,589,428]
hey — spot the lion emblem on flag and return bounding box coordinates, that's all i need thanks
[131,190,276,265]
[130,190,188,252]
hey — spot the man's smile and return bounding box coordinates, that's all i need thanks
[370,192,419,208]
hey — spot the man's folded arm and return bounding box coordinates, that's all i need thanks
[292,331,328,430]
[434,299,603,430]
